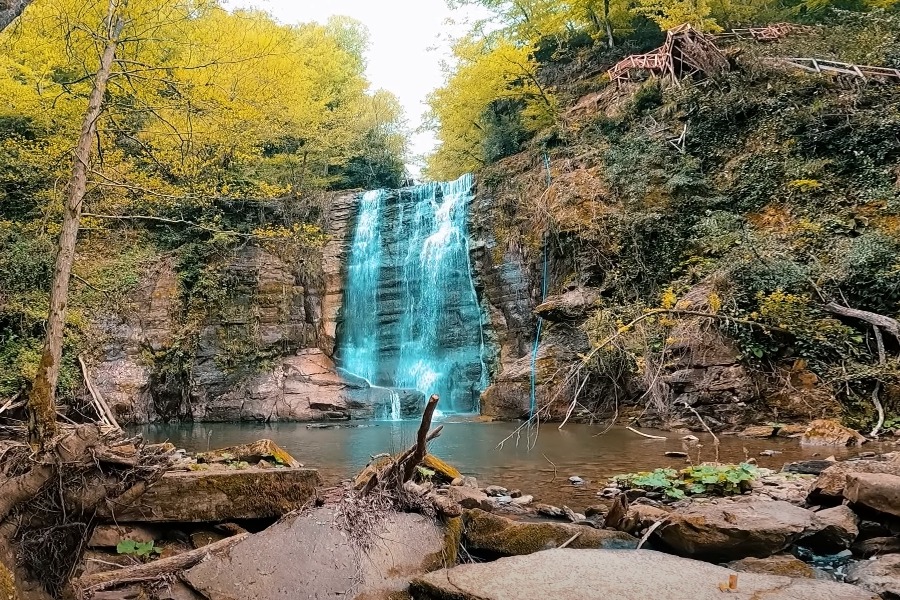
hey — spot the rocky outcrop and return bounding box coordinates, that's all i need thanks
[726,555,825,579]
[96,468,321,522]
[656,499,825,560]
[809,456,900,501]
[844,473,900,518]
[801,419,868,447]
[805,505,859,553]
[410,549,878,600]
[89,193,369,424]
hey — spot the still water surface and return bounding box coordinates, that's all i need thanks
[136,420,884,509]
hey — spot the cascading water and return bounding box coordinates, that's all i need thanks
[340,190,385,384]
[337,174,488,417]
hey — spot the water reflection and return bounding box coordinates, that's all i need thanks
[136,421,885,509]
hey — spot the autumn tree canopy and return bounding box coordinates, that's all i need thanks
[426,0,898,179]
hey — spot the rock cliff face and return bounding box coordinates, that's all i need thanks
[89,192,416,424]
[467,181,766,427]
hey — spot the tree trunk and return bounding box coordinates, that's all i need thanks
[0,0,31,32]
[27,5,124,448]
[604,0,614,48]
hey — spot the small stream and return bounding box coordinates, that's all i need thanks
[135,421,886,510]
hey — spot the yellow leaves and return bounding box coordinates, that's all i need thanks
[660,287,678,309]
[707,292,722,314]
[634,0,722,31]
[426,38,556,180]
[788,179,822,192]
[1,0,396,202]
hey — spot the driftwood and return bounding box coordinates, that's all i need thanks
[626,426,666,440]
[72,532,248,594]
[870,325,887,437]
[824,302,900,342]
[360,395,443,496]
[79,355,121,430]
[404,394,440,481]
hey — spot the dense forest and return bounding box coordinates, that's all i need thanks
[0,0,408,427]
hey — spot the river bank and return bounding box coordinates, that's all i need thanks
[50,416,898,599]
[136,421,896,511]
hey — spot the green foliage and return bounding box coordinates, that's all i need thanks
[614,463,759,498]
[116,539,162,558]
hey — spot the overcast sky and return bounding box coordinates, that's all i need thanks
[222,0,488,172]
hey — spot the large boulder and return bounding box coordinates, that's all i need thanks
[844,473,900,519]
[462,509,637,557]
[410,549,878,600]
[809,458,900,501]
[802,505,859,553]
[656,499,824,561]
[845,554,900,599]
[801,420,867,447]
[96,468,321,522]
[184,508,447,600]
[533,288,601,321]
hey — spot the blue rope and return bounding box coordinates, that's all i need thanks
[530,152,552,418]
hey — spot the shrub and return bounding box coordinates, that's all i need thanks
[613,463,759,500]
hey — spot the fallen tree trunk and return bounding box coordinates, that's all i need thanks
[71,532,248,596]
[824,302,900,343]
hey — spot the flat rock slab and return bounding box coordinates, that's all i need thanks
[184,508,445,599]
[98,468,320,522]
[410,549,879,600]
[657,499,823,561]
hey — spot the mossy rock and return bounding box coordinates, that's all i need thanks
[196,439,301,468]
[421,454,461,482]
[462,509,637,557]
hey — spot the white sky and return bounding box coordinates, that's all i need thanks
[222,0,489,174]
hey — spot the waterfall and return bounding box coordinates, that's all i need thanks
[340,189,384,383]
[389,390,401,422]
[338,174,488,415]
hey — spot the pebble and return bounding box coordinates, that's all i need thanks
[664,451,689,458]
[759,450,782,457]
[858,451,876,458]
[509,489,523,498]
[494,495,513,505]
[569,476,584,485]
[485,485,508,496]
[511,494,533,506]
[682,435,700,442]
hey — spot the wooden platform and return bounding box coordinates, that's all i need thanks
[97,467,321,522]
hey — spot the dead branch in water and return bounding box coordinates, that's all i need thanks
[626,426,667,440]
[404,394,440,482]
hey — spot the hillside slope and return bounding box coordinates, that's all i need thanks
[472,11,900,433]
